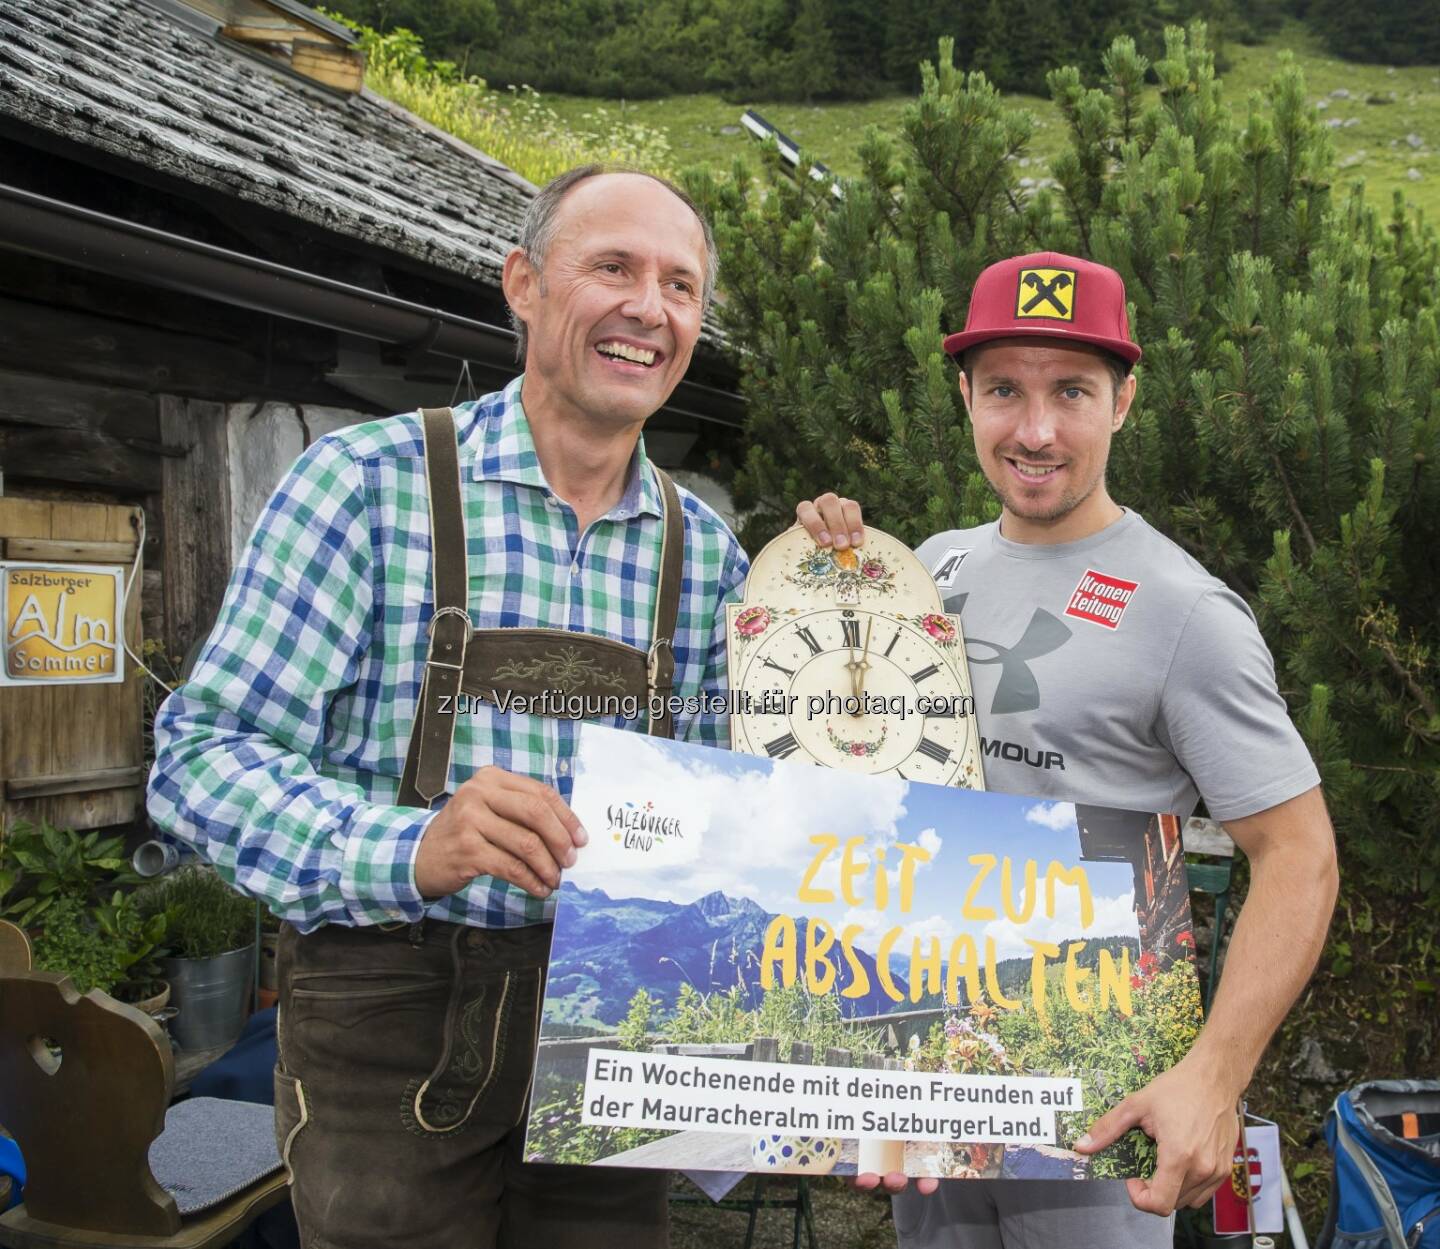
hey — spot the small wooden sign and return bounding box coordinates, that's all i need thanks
[0,498,145,831]
[1,561,126,686]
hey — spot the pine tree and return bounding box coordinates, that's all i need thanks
[787,0,839,102]
[1307,0,1440,67]
[687,23,1440,1151]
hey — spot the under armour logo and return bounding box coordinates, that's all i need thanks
[1015,268,1077,321]
[965,608,1072,714]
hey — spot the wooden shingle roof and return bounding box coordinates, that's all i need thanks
[0,0,535,285]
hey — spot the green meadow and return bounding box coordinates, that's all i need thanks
[541,22,1440,222]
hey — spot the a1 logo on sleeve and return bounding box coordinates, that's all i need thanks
[1065,569,1139,630]
[930,547,972,588]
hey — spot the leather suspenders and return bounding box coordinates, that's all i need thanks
[397,406,685,809]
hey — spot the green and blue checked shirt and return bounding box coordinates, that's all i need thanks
[147,377,748,934]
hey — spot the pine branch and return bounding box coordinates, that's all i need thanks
[1357,609,1440,732]
[1270,452,1319,558]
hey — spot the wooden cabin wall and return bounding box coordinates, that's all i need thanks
[0,253,365,668]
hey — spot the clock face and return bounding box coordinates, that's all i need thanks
[728,603,982,788]
[727,524,985,790]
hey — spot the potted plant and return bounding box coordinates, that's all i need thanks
[2,821,170,1011]
[0,819,138,928]
[136,865,256,1051]
[95,889,171,1014]
[27,895,128,995]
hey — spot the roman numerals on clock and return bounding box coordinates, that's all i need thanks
[764,732,800,759]
[916,737,951,765]
[728,580,979,789]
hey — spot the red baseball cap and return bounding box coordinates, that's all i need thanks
[942,251,1142,365]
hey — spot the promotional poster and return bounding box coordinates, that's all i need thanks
[524,725,1203,1179]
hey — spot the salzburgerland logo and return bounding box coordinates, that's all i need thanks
[606,800,685,853]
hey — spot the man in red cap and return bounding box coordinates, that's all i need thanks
[799,252,1337,1246]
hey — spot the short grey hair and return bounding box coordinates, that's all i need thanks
[509,164,720,362]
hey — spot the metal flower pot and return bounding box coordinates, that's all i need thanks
[161,943,254,1051]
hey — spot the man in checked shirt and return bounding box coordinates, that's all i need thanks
[147,168,747,1249]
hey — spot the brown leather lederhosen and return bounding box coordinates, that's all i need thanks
[396,406,685,809]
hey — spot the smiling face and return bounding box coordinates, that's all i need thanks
[958,338,1137,544]
[502,173,708,430]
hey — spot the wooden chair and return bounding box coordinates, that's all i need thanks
[0,921,288,1249]
[0,924,30,976]
[1,923,33,1215]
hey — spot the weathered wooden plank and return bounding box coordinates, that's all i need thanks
[1,538,137,563]
[290,41,365,92]
[43,502,143,830]
[0,498,145,830]
[160,397,233,660]
[0,254,261,346]
[0,498,54,805]
[3,765,146,800]
[0,426,164,493]
[0,499,53,535]
[141,568,166,657]
[0,368,159,442]
[0,297,323,401]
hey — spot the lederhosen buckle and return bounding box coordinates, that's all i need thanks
[427,605,474,646]
[396,405,686,811]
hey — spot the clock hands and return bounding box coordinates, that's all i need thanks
[843,617,873,713]
[857,616,873,698]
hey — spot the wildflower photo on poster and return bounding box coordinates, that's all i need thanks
[523,724,1202,1180]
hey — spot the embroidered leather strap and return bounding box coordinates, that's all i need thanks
[398,408,474,806]
[647,467,683,738]
[398,408,685,808]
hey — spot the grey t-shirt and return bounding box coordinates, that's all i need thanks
[915,511,1319,821]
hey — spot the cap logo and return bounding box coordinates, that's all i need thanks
[1015,267,1077,321]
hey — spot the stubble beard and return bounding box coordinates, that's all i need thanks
[987,457,1106,525]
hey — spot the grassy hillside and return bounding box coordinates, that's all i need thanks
[542,22,1440,222]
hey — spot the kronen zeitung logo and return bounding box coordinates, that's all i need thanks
[606,800,684,852]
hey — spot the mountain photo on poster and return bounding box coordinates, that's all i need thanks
[524,725,1201,1181]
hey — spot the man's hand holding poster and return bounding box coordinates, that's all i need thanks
[523,724,1202,1180]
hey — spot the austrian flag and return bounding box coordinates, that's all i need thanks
[1065,569,1140,630]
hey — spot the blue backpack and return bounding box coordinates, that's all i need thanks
[1318,1080,1440,1249]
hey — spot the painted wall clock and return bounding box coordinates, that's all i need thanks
[726,525,984,789]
